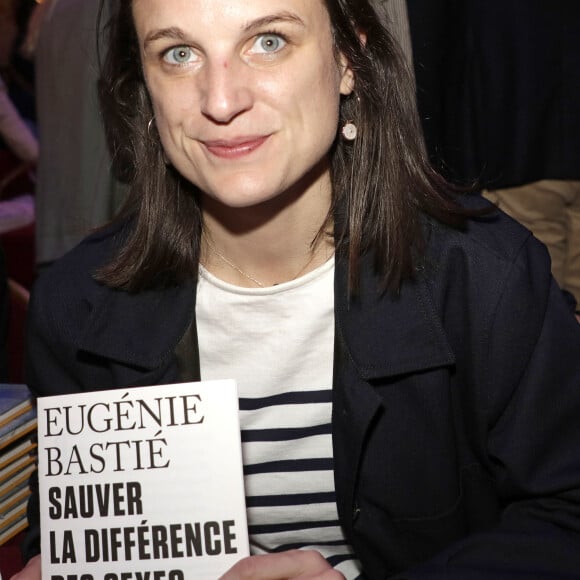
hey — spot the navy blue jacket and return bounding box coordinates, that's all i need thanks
[24,204,580,578]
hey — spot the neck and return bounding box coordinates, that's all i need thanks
[200,173,334,288]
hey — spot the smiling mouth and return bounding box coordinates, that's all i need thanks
[202,136,270,159]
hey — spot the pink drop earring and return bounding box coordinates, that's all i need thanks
[341,121,358,141]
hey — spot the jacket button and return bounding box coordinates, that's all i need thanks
[353,502,361,522]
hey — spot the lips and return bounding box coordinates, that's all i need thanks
[202,135,270,159]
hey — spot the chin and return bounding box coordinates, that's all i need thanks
[201,177,287,209]
[210,190,282,210]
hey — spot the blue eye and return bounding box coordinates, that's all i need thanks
[164,46,195,65]
[252,34,286,54]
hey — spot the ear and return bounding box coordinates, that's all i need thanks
[338,32,366,96]
[338,53,355,96]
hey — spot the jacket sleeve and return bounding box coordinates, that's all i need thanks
[25,273,91,396]
[397,237,580,579]
[21,273,88,563]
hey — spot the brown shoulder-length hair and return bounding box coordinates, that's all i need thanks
[97,0,469,292]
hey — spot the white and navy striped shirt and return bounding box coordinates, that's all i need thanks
[197,259,362,578]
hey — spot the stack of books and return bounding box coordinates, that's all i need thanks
[0,384,37,545]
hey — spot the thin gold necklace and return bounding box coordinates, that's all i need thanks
[204,237,319,288]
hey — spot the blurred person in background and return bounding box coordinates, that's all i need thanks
[0,0,37,122]
[33,0,126,267]
[0,73,38,167]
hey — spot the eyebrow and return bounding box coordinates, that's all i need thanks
[143,27,188,49]
[242,11,306,34]
[143,11,306,49]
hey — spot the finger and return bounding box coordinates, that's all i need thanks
[219,550,341,579]
[9,554,42,580]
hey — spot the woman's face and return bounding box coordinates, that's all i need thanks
[132,0,354,210]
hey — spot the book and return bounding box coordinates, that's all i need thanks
[0,451,36,485]
[0,513,28,545]
[0,494,28,531]
[0,480,31,516]
[0,436,37,471]
[38,380,249,579]
[0,407,37,451]
[0,384,33,429]
[0,462,36,500]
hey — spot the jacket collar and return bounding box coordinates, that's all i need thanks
[77,278,197,370]
[77,251,454,378]
[335,252,455,380]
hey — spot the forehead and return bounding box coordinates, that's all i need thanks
[132,0,332,39]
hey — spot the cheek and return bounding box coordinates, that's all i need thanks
[306,54,344,113]
[150,97,195,157]
[272,63,342,130]
[300,69,342,133]
[146,75,191,130]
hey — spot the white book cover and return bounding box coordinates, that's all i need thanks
[37,380,249,580]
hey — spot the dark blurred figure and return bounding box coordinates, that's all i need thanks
[408,0,580,309]
[0,0,37,122]
[0,73,38,166]
[34,0,126,266]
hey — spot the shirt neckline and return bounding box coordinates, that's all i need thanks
[198,256,335,296]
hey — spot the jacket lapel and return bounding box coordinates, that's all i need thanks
[335,252,455,380]
[332,252,456,530]
[77,278,196,370]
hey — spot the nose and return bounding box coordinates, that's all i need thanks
[200,58,253,124]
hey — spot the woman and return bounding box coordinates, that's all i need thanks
[14,0,580,578]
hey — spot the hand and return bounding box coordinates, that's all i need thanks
[219,550,345,579]
[9,554,41,580]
